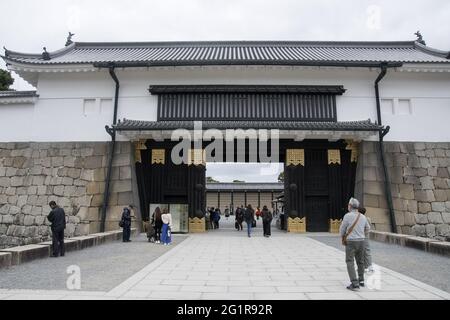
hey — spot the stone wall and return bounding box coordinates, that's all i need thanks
[356,141,450,240]
[0,141,139,248]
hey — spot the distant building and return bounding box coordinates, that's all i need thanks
[206,182,283,213]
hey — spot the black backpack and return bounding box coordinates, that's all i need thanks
[244,208,253,220]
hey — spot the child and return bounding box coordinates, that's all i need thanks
[358,207,374,274]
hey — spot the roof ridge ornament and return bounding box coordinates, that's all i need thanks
[65,32,75,46]
[414,31,426,45]
[42,47,50,60]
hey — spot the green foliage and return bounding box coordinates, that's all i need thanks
[278,171,284,182]
[0,69,14,90]
[232,179,245,183]
[206,176,219,183]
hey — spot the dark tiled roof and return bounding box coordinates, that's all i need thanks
[0,90,38,98]
[3,41,449,66]
[112,119,381,131]
[206,182,284,191]
[149,85,345,94]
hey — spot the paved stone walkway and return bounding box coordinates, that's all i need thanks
[1,220,449,300]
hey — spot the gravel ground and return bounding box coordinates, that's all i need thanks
[309,235,450,293]
[0,233,187,291]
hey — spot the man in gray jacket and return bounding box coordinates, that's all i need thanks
[339,198,371,291]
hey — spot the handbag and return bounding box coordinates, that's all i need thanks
[252,220,256,228]
[167,226,171,238]
[342,213,361,246]
[119,220,124,228]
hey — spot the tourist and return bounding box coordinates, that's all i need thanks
[244,204,255,238]
[208,207,215,229]
[151,206,163,244]
[261,205,273,237]
[120,207,132,242]
[358,207,374,273]
[160,208,172,245]
[235,206,244,231]
[255,207,261,220]
[340,198,371,291]
[213,208,221,229]
[224,206,230,220]
[47,201,66,257]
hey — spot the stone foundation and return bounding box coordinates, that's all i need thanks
[0,141,139,248]
[356,141,450,240]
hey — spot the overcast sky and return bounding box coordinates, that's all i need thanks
[1,0,449,182]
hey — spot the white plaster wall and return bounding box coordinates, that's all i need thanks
[0,103,34,142]
[0,66,449,142]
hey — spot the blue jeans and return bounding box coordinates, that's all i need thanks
[246,221,252,237]
[161,223,171,244]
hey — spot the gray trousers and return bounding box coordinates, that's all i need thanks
[364,238,372,269]
[345,240,365,286]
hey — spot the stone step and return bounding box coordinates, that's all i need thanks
[0,228,137,269]
[369,230,447,256]
[39,239,80,253]
[0,252,12,268]
[0,244,50,265]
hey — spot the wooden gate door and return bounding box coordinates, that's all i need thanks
[305,149,329,232]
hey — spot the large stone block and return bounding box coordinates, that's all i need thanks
[117,192,133,205]
[364,181,384,196]
[434,178,449,190]
[363,194,379,208]
[407,155,421,168]
[74,223,90,236]
[419,176,434,190]
[418,202,431,213]
[425,224,436,237]
[431,202,447,212]
[119,166,132,180]
[428,212,444,224]
[10,176,24,187]
[367,207,389,224]
[442,212,450,224]
[112,153,131,167]
[404,212,415,226]
[434,190,448,202]
[0,177,10,187]
[414,190,435,202]
[405,200,418,214]
[436,224,450,237]
[437,167,450,178]
[67,168,82,179]
[399,184,414,200]
[392,154,407,166]
[111,180,132,193]
[415,213,428,225]
[0,244,50,265]
[84,156,103,169]
[363,167,377,181]
[412,168,427,177]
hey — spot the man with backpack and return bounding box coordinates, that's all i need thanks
[244,204,255,238]
[235,206,244,231]
[261,205,273,237]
